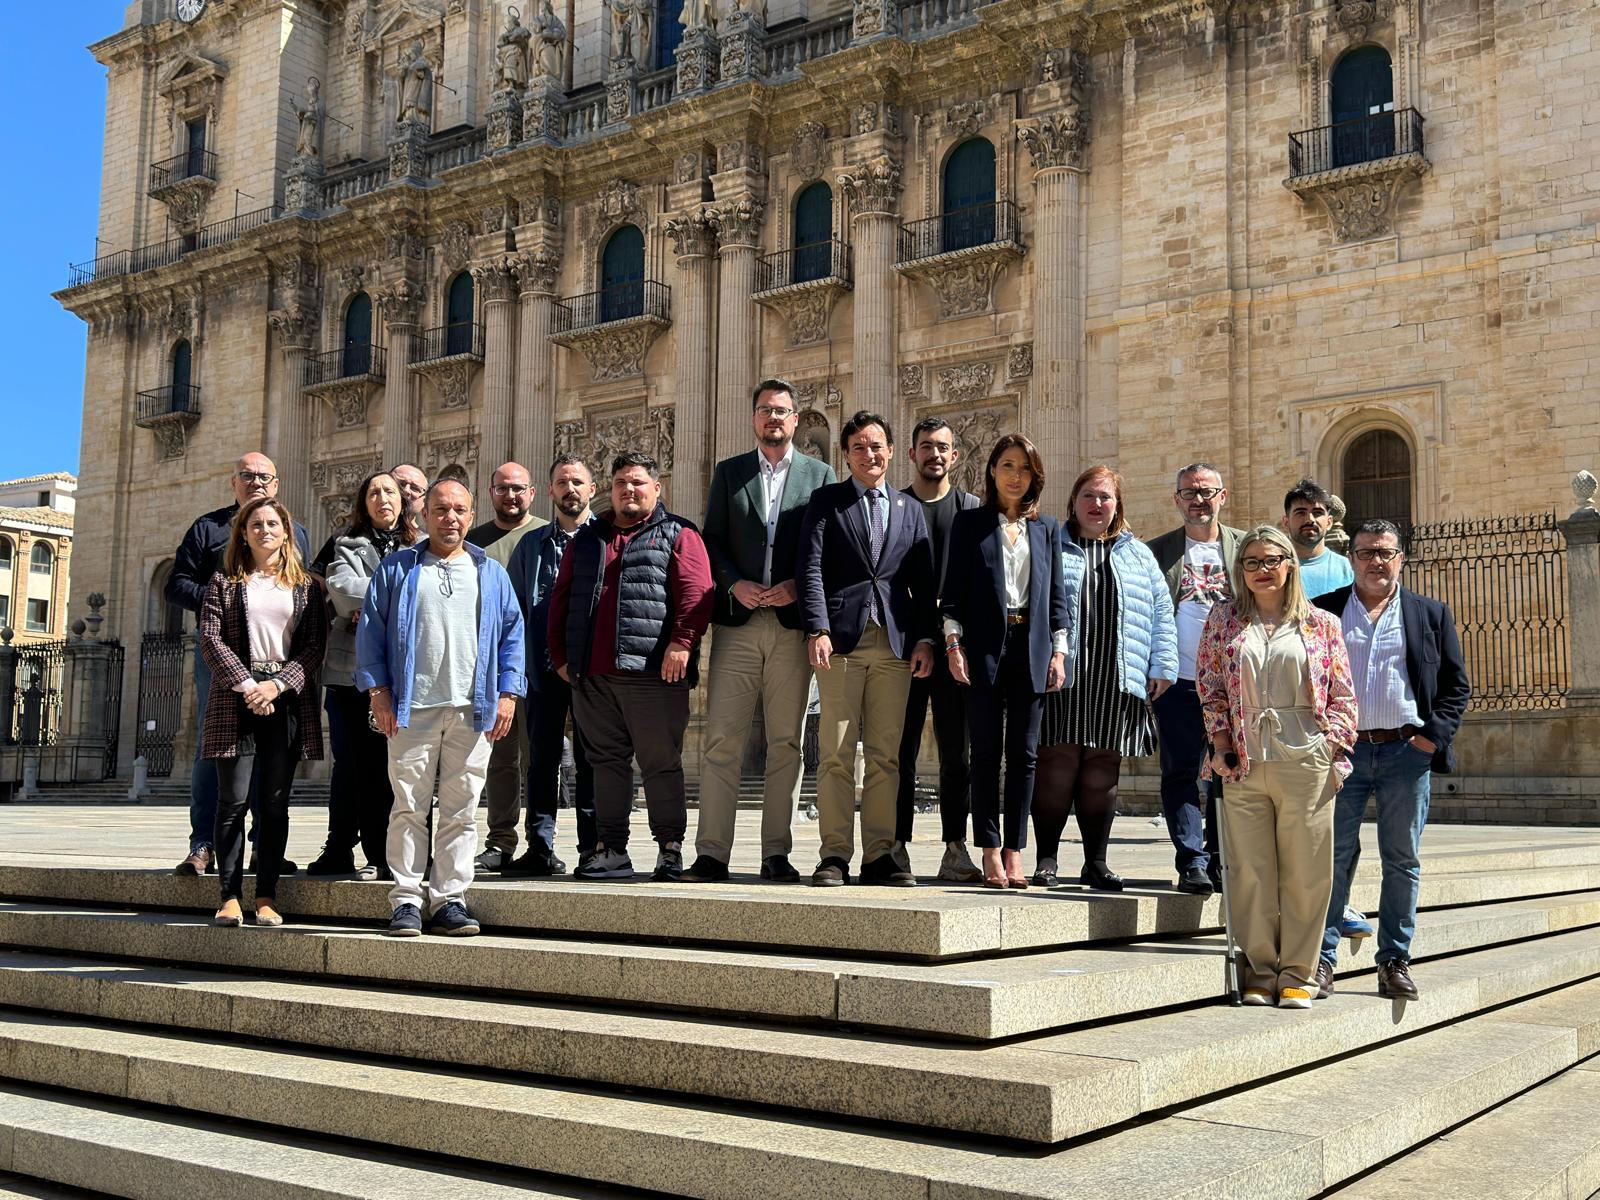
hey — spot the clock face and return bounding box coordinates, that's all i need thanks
[177,0,207,22]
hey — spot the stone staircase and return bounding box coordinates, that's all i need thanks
[0,840,1596,1198]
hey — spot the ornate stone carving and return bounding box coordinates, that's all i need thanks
[852,101,900,136]
[837,155,902,215]
[649,406,676,472]
[377,277,425,327]
[718,8,764,81]
[470,259,517,303]
[1007,343,1033,381]
[1285,152,1430,243]
[600,178,642,220]
[666,209,719,258]
[424,432,481,478]
[1335,0,1394,39]
[1017,105,1091,172]
[267,307,317,350]
[1573,469,1599,512]
[521,82,564,143]
[896,242,1022,320]
[675,27,720,94]
[413,357,476,409]
[284,156,325,212]
[152,174,215,232]
[553,406,676,479]
[708,193,766,247]
[496,6,532,89]
[487,85,524,150]
[752,279,846,347]
[945,101,989,140]
[323,382,374,430]
[791,123,828,182]
[311,453,382,531]
[149,419,194,461]
[510,247,562,294]
[943,405,1012,497]
[677,152,702,183]
[937,360,995,404]
[557,323,668,381]
[606,75,633,125]
[899,364,924,396]
[397,40,434,128]
[388,117,430,183]
[794,409,832,466]
[440,222,473,271]
[850,0,893,40]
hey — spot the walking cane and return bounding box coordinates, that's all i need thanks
[1212,750,1243,1007]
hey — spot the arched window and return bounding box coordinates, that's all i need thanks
[656,0,684,69]
[445,272,475,356]
[1341,429,1413,533]
[147,560,186,637]
[1331,46,1395,167]
[170,339,193,411]
[0,536,11,630]
[0,535,12,571]
[343,291,373,377]
[600,225,645,323]
[792,182,834,285]
[942,137,997,253]
[29,544,53,576]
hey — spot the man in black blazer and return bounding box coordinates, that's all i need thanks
[1314,518,1471,1003]
[683,380,837,883]
[797,411,937,887]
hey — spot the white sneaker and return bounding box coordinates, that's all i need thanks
[574,845,634,880]
[937,841,984,883]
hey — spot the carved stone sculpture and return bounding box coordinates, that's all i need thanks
[532,0,567,81]
[398,40,434,128]
[496,7,532,89]
[683,0,720,33]
[294,76,324,160]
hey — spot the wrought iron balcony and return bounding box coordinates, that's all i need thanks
[304,344,386,388]
[64,205,281,291]
[1288,108,1425,178]
[134,384,201,425]
[896,200,1022,265]
[413,322,484,364]
[148,149,218,196]
[552,281,672,335]
[755,240,853,294]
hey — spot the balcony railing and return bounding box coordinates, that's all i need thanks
[897,200,1021,264]
[637,67,677,114]
[323,159,388,207]
[1289,108,1425,178]
[898,0,994,37]
[148,149,218,194]
[135,384,201,424]
[553,281,671,334]
[304,344,386,387]
[756,240,853,292]
[766,14,853,75]
[65,205,282,290]
[414,322,484,363]
[426,126,488,176]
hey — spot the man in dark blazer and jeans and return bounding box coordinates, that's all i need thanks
[798,411,937,887]
[683,380,837,883]
[1314,518,1471,1002]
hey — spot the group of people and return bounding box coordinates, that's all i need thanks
[164,378,1470,1010]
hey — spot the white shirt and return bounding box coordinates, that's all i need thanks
[756,445,793,587]
[943,515,1070,654]
[1175,537,1230,680]
[242,573,294,669]
[1342,588,1420,730]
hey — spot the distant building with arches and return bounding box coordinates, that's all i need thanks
[0,474,74,647]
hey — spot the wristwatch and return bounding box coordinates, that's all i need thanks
[808,629,829,639]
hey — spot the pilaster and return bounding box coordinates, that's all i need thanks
[838,155,902,425]
[474,259,519,495]
[666,208,720,518]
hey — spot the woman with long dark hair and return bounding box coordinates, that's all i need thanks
[942,434,1070,889]
[308,470,417,878]
[1030,466,1178,890]
[201,496,326,927]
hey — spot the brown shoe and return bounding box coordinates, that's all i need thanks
[1315,960,1336,999]
[1377,959,1420,1000]
[175,847,212,876]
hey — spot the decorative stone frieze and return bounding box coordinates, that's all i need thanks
[1007,343,1034,381]
[837,156,902,215]
[554,319,670,382]
[676,26,720,94]
[1017,106,1092,172]
[423,432,481,478]
[1285,152,1430,242]
[899,365,924,396]
[470,259,518,303]
[852,101,901,137]
[412,357,476,410]
[937,360,995,404]
[510,247,562,294]
[752,279,847,347]
[553,405,676,479]
[896,248,1022,320]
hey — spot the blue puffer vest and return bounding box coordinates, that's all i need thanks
[564,504,701,685]
[1061,528,1180,699]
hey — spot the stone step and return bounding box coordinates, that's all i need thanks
[1,924,1598,1145]
[1324,1060,1600,1199]
[2,888,1596,1043]
[0,1172,94,1200]
[6,859,1599,961]
[0,979,1596,1200]
[0,1083,620,1199]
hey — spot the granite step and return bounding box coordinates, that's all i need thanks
[3,889,1596,1041]
[0,1083,627,1199]
[5,859,1599,960]
[1,924,1597,1144]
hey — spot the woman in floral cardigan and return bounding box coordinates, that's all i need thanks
[1196,524,1357,1009]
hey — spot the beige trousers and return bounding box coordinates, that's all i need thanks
[1222,750,1338,993]
[696,610,813,863]
[814,624,912,866]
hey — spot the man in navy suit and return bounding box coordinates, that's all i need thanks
[798,411,937,887]
[1314,519,1471,1002]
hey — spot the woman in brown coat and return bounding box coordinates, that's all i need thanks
[200,496,325,927]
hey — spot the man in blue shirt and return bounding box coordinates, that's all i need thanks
[1283,478,1354,600]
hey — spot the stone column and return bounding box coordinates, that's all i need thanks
[1560,470,1600,708]
[267,308,316,524]
[474,259,518,495]
[838,156,902,422]
[665,208,719,520]
[1017,67,1091,475]
[379,281,423,471]
[511,247,563,471]
[709,193,765,463]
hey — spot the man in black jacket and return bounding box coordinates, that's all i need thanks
[165,452,310,876]
[1313,519,1471,1002]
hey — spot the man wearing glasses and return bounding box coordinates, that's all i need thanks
[467,462,548,872]
[682,380,836,883]
[1145,462,1243,895]
[1313,519,1470,1002]
[166,452,310,877]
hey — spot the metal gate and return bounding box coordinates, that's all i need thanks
[134,632,188,776]
[7,641,66,747]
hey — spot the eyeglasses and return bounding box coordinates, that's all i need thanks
[1176,487,1222,501]
[437,561,455,598]
[491,484,530,495]
[1241,555,1292,572]
[237,471,277,485]
[755,405,796,419]
[1353,547,1403,563]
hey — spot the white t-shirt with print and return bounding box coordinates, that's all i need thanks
[1175,537,1230,680]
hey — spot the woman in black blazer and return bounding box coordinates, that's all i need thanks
[943,435,1071,889]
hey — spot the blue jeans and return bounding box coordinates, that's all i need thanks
[1320,739,1432,967]
[188,647,219,852]
[1152,679,1218,875]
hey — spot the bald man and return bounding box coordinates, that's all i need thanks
[167,452,311,876]
[466,462,549,869]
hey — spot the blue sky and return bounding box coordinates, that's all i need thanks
[0,6,115,482]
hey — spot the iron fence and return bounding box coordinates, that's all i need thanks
[553,280,671,333]
[304,343,386,386]
[1289,108,1425,177]
[135,384,202,423]
[134,633,188,777]
[1404,513,1568,711]
[5,641,65,747]
[897,200,1021,264]
[148,148,218,193]
[756,239,852,292]
[414,322,484,363]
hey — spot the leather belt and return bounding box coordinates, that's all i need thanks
[1355,727,1407,744]
[1005,608,1029,626]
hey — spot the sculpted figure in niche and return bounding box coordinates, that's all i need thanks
[632,0,655,66]
[294,76,323,160]
[682,0,719,31]
[398,40,434,127]
[497,6,531,88]
[609,0,634,60]
[532,0,567,81]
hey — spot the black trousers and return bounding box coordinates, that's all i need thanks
[896,658,971,843]
[571,674,690,851]
[323,685,391,869]
[214,703,300,901]
[966,630,1045,851]
[526,669,597,855]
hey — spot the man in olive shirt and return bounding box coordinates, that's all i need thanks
[466,461,547,869]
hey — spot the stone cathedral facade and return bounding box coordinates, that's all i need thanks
[58,0,1598,773]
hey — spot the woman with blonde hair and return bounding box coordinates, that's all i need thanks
[200,496,326,927]
[1197,523,1356,1008]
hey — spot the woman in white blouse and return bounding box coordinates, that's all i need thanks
[942,435,1070,889]
[199,497,326,927]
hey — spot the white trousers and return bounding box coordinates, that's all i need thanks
[386,704,492,915]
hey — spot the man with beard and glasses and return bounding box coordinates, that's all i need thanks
[1283,478,1354,600]
[467,462,548,872]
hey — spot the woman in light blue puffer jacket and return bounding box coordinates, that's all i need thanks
[1031,466,1179,890]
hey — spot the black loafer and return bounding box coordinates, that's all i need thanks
[680,854,730,883]
[860,854,917,887]
[1080,862,1125,892]
[1176,867,1214,895]
[760,854,801,882]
